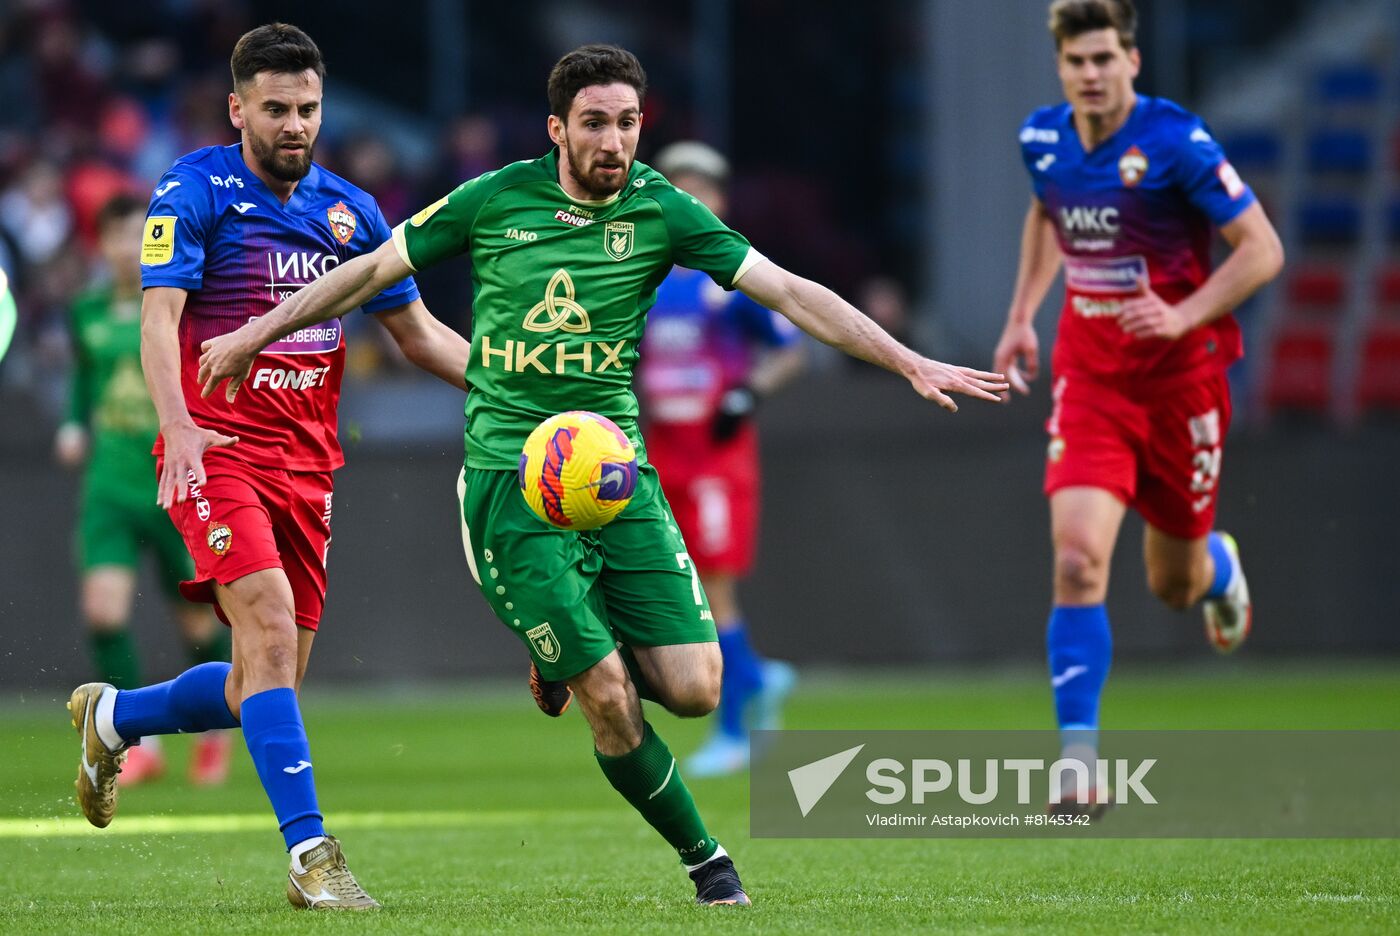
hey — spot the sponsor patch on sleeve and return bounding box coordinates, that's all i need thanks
[142,216,176,266]
[1217,161,1245,199]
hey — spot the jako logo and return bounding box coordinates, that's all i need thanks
[1059,205,1120,234]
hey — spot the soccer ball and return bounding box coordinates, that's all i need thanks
[519,411,639,529]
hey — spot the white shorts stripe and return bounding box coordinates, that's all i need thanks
[456,467,482,586]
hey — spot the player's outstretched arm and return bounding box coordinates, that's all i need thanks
[736,259,1008,413]
[376,299,471,392]
[1119,202,1284,341]
[994,196,1062,399]
[198,239,413,401]
[141,286,239,507]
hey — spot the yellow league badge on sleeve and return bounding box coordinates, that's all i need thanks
[142,216,176,266]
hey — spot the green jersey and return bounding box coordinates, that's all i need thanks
[393,150,762,469]
[67,286,159,492]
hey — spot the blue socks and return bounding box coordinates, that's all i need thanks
[717,622,764,740]
[1205,532,1234,600]
[112,662,239,739]
[241,688,325,850]
[1046,604,1112,751]
[111,665,323,851]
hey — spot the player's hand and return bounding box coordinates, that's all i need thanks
[1119,283,1192,341]
[904,358,1009,413]
[993,322,1039,400]
[198,332,256,403]
[711,386,758,443]
[53,422,88,468]
[157,421,238,509]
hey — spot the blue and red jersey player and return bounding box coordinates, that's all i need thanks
[638,141,805,778]
[995,0,1282,816]
[142,141,416,625]
[639,266,800,571]
[1020,94,1251,536]
[66,24,470,909]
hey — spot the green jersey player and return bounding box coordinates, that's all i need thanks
[55,195,232,786]
[198,45,1008,906]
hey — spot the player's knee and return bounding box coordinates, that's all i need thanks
[1054,545,1108,597]
[663,675,721,718]
[82,598,127,631]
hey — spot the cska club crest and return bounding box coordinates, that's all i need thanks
[327,201,358,245]
[206,521,233,556]
[1118,145,1149,187]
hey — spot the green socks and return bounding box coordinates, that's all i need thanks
[88,629,141,689]
[595,722,719,866]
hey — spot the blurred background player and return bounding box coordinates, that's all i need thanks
[639,141,804,778]
[994,0,1283,812]
[54,193,231,786]
[64,23,470,910]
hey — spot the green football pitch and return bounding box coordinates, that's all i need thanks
[2,666,1397,934]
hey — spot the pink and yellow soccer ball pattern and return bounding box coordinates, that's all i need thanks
[518,411,639,530]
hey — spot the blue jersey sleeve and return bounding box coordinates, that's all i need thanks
[731,293,800,348]
[360,201,420,315]
[1017,107,1062,202]
[1172,118,1255,229]
[140,167,215,291]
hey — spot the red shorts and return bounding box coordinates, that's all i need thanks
[645,427,760,575]
[1044,370,1232,540]
[159,449,334,630]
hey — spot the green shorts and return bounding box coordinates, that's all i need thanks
[458,464,716,681]
[77,482,193,596]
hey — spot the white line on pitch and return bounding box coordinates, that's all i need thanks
[0,809,610,840]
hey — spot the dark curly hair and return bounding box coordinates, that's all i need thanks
[547,44,647,119]
[231,23,325,90]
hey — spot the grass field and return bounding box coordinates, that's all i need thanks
[2,665,1398,934]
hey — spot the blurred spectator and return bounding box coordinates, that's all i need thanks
[34,12,110,148]
[437,115,501,189]
[837,276,913,376]
[857,276,912,347]
[1,159,72,267]
[341,134,412,224]
[410,114,505,337]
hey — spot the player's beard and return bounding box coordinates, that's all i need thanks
[564,146,629,200]
[248,131,315,183]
